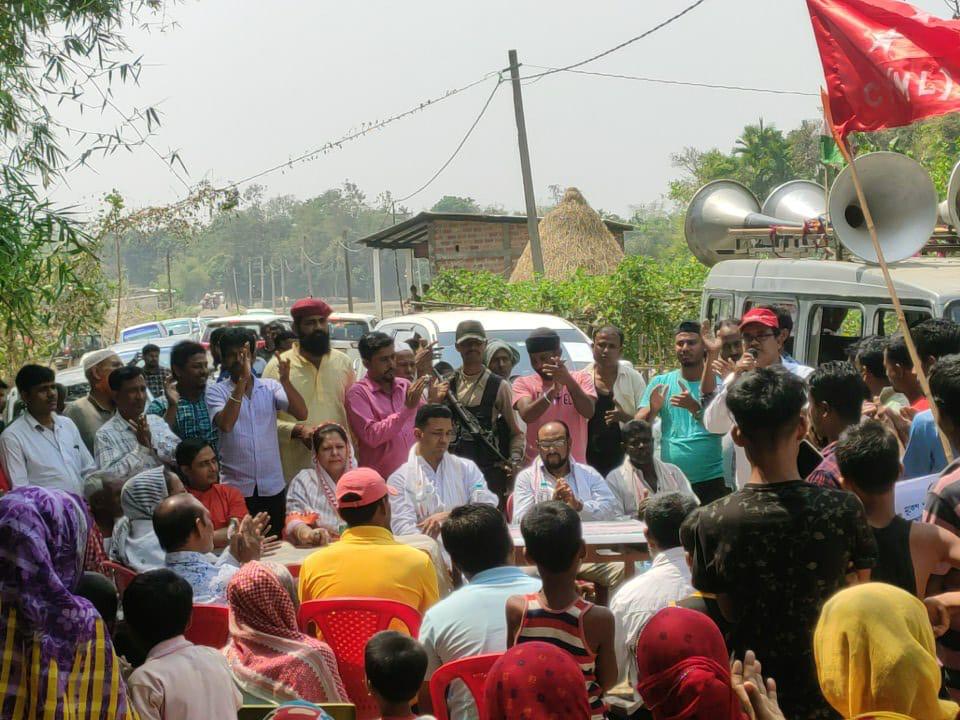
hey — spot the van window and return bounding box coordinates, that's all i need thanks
[705,294,733,323]
[876,308,932,335]
[743,298,799,357]
[808,304,863,365]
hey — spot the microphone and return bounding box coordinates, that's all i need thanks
[746,347,759,359]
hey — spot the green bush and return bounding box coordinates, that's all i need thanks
[426,255,708,368]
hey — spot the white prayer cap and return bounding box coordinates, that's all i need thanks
[81,349,119,371]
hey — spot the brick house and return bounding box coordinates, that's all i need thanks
[357,212,631,278]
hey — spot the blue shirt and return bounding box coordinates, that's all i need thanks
[903,410,951,479]
[206,376,289,497]
[419,566,541,720]
[641,370,723,484]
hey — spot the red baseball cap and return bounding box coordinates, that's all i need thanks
[739,308,779,331]
[336,467,397,509]
[290,297,332,321]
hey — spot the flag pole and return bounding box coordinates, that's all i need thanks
[821,89,953,463]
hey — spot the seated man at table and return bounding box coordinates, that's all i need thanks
[388,404,498,539]
[610,492,697,688]
[154,493,273,603]
[417,504,540,719]
[513,421,618,524]
[605,419,696,520]
[513,420,622,595]
[176,438,246,549]
[298,467,440,614]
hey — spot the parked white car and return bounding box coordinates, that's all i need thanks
[375,310,592,379]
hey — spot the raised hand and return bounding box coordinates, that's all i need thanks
[405,375,429,408]
[231,515,262,563]
[734,353,757,376]
[414,340,437,375]
[648,384,668,414]
[543,357,573,387]
[417,510,449,539]
[711,357,736,378]
[701,319,723,356]
[670,381,701,415]
[731,651,786,720]
[605,402,633,426]
[128,415,152,449]
[163,375,180,406]
[427,378,449,404]
[275,351,292,384]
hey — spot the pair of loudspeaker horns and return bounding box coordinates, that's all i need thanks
[684,152,954,267]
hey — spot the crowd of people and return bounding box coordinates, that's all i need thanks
[5,294,960,720]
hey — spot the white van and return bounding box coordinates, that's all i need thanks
[700,256,960,367]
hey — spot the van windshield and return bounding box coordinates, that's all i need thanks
[947,301,960,324]
[436,328,592,380]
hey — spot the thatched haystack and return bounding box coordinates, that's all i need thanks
[510,187,624,282]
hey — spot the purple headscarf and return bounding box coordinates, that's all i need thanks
[0,487,99,679]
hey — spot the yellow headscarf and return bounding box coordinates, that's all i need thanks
[815,583,958,720]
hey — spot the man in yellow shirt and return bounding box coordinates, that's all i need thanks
[263,297,355,481]
[298,467,439,614]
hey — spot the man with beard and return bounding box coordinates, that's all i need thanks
[639,321,725,505]
[447,321,524,509]
[208,327,308,535]
[512,421,617,524]
[513,328,596,466]
[263,297,355,481]
[701,308,813,490]
[147,341,219,455]
[65,349,125,454]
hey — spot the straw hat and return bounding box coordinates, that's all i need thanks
[509,187,624,282]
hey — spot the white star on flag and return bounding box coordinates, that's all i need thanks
[866,28,904,55]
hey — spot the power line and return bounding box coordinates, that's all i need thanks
[395,75,504,203]
[518,0,710,82]
[524,65,818,97]
[219,69,503,192]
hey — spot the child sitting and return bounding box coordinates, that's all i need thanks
[364,630,435,720]
[505,501,617,720]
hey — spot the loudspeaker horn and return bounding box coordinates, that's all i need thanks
[828,151,937,264]
[684,180,795,266]
[938,159,960,228]
[761,180,826,224]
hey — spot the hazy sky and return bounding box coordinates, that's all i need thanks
[51,0,953,219]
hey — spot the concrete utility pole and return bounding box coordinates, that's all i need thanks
[342,230,354,312]
[270,262,276,312]
[165,248,173,310]
[280,258,286,311]
[232,266,241,310]
[247,258,254,307]
[508,49,545,275]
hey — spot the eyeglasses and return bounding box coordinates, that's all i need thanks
[741,331,777,345]
[537,439,568,449]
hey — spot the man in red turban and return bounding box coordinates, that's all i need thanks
[262,297,356,484]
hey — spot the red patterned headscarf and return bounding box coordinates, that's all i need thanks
[224,562,347,704]
[483,642,591,720]
[636,607,747,720]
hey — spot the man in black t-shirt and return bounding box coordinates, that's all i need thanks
[691,366,877,720]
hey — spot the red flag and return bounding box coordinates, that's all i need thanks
[807,0,960,136]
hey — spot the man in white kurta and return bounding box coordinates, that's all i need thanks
[605,419,697,520]
[388,404,498,538]
[512,420,619,525]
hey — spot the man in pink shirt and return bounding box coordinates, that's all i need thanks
[512,328,597,465]
[346,332,446,477]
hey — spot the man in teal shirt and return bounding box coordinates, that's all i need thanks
[639,321,725,504]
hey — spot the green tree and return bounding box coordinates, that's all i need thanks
[0,0,170,370]
[431,195,481,213]
[733,119,792,200]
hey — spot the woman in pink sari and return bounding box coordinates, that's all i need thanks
[224,561,348,704]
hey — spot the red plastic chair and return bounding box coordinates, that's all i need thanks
[185,604,230,648]
[101,561,137,597]
[297,598,422,720]
[428,653,502,720]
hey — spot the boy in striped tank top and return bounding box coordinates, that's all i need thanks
[506,501,617,720]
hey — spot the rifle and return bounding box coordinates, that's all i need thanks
[433,366,511,466]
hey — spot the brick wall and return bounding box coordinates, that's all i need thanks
[428,219,624,277]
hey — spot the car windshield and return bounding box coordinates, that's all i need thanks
[329,319,368,341]
[947,301,960,324]
[436,328,592,379]
[163,320,193,335]
[117,347,173,368]
[202,320,286,343]
[122,325,164,342]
